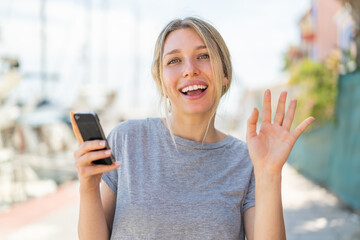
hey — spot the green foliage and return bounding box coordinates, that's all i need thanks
[289,59,338,128]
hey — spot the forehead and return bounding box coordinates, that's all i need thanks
[163,28,205,54]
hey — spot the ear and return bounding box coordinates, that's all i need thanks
[223,77,229,86]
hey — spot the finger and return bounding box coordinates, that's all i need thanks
[76,149,113,167]
[292,117,315,140]
[261,89,272,123]
[273,91,287,125]
[74,140,108,159]
[80,162,120,177]
[70,111,83,144]
[246,108,259,141]
[90,162,121,175]
[282,99,297,130]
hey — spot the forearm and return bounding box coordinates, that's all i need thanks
[78,186,110,240]
[254,170,286,240]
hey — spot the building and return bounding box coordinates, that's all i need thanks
[297,0,355,71]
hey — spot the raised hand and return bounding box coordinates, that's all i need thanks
[246,90,314,175]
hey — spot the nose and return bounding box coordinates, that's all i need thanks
[182,58,199,78]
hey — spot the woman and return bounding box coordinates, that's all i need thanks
[72,17,314,240]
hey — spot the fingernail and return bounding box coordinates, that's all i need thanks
[105,150,112,155]
[114,162,121,166]
[100,141,106,146]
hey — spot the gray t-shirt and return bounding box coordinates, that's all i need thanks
[102,118,255,240]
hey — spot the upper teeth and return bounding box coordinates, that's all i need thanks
[181,85,207,93]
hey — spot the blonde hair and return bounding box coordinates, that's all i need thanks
[151,17,232,143]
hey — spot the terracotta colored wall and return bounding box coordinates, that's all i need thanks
[313,0,342,61]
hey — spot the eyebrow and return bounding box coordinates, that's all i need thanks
[163,45,207,58]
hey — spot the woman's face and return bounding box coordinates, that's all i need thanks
[162,28,216,117]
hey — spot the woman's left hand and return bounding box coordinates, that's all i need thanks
[246,89,314,175]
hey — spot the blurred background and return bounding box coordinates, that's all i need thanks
[0,0,359,239]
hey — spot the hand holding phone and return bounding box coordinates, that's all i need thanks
[70,111,114,165]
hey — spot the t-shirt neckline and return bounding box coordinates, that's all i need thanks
[154,117,233,150]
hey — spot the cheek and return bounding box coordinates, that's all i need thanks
[205,65,213,78]
[198,61,213,79]
[162,69,179,91]
[162,67,179,80]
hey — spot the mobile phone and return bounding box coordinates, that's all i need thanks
[74,112,114,165]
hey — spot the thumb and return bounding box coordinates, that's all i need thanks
[246,108,259,141]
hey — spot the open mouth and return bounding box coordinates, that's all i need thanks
[180,85,208,96]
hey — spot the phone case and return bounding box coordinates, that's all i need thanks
[70,111,114,165]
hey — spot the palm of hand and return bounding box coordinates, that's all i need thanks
[246,90,314,174]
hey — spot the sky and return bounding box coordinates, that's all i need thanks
[0,0,311,115]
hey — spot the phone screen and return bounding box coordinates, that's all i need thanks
[74,112,114,165]
[77,118,103,141]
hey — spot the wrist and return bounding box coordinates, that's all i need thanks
[254,162,283,177]
[79,180,101,195]
[254,168,282,186]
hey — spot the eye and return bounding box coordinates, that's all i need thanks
[167,58,180,65]
[199,54,210,60]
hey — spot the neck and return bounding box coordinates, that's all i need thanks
[162,111,226,143]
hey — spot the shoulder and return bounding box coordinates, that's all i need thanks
[108,118,158,138]
[112,118,149,130]
[227,136,248,153]
[106,118,159,153]
[225,136,252,164]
